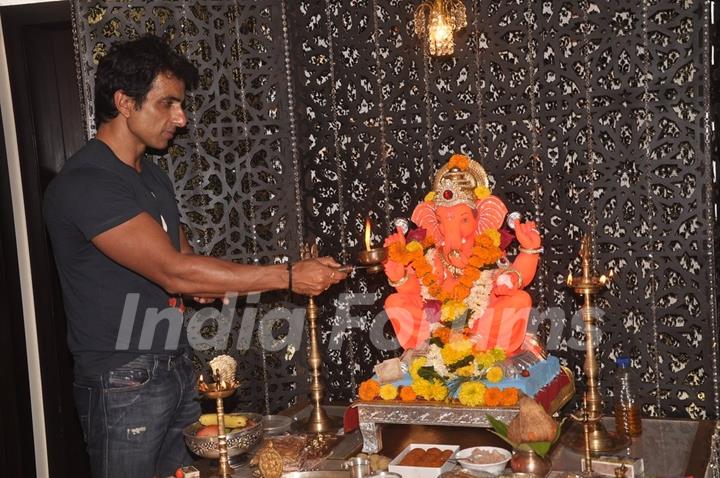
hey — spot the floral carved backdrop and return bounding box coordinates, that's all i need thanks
[72,0,719,418]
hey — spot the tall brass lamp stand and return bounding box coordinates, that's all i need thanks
[561,235,629,453]
[300,243,336,433]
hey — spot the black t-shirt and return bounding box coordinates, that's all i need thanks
[44,139,186,377]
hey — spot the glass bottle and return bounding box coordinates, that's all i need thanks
[614,356,642,437]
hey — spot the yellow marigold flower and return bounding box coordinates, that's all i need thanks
[379,383,398,400]
[475,351,496,369]
[441,300,467,323]
[456,364,475,377]
[486,366,504,383]
[441,339,474,366]
[458,381,486,406]
[474,186,491,199]
[425,191,436,202]
[412,378,433,400]
[409,357,427,381]
[485,229,501,247]
[430,381,448,401]
[406,241,423,253]
[490,348,506,362]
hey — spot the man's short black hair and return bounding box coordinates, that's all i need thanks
[93,35,199,128]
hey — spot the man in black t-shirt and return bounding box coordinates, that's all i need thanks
[44,35,346,478]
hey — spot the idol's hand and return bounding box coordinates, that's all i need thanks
[515,220,541,249]
[494,272,520,295]
[292,257,347,296]
[384,260,406,283]
[384,227,406,248]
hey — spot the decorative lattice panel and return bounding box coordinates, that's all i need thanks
[71,0,719,419]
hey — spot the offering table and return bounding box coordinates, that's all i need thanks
[192,403,715,477]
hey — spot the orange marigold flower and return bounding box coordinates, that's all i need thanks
[388,243,414,265]
[500,387,520,406]
[467,256,485,268]
[459,272,479,287]
[432,327,451,344]
[476,235,494,248]
[399,386,417,402]
[448,154,470,170]
[465,267,481,282]
[358,379,380,401]
[484,387,503,407]
[422,275,436,287]
[414,262,432,277]
[451,285,471,301]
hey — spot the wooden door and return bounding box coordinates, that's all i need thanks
[2,3,89,477]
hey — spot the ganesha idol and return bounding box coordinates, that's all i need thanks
[368,154,572,410]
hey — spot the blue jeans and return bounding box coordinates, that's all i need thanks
[73,353,200,478]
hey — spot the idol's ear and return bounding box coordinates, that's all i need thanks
[411,201,442,243]
[475,195,508,234]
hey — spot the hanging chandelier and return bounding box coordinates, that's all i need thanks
[414,0,467,56]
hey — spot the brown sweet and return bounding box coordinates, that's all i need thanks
[507,397,558,443]
[398,448,450,467]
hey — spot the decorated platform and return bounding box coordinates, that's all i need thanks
[352,367,575,453]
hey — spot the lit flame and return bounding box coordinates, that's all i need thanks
[566,271,573,286]
[364,217,372,251]
[599,274,607,285]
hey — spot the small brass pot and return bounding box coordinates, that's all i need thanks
[510,449,551,477]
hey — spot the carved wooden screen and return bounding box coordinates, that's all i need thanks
[72,0,719,419]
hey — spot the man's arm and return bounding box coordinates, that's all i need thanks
[92,212,344,296]
[179,226,195,255]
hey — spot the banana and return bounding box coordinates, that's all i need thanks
[225,414,247,428]
[199,413,218,426]
[198,413,247,429]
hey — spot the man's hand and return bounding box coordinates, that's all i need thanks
[292,256,347,296]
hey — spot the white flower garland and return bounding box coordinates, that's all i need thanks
[466,269,495,329]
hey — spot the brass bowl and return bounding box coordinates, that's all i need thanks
[183,412,263,459]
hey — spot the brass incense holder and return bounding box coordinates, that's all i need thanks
[197,373,241,478]
[300,242,337,433]
[562,235,629,454]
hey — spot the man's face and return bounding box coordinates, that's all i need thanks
[126,72,188,150]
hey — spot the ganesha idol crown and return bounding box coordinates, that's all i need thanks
[431,154,490,208]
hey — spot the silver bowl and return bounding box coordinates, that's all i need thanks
[183,412,263,459]
[262,414,292,435]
